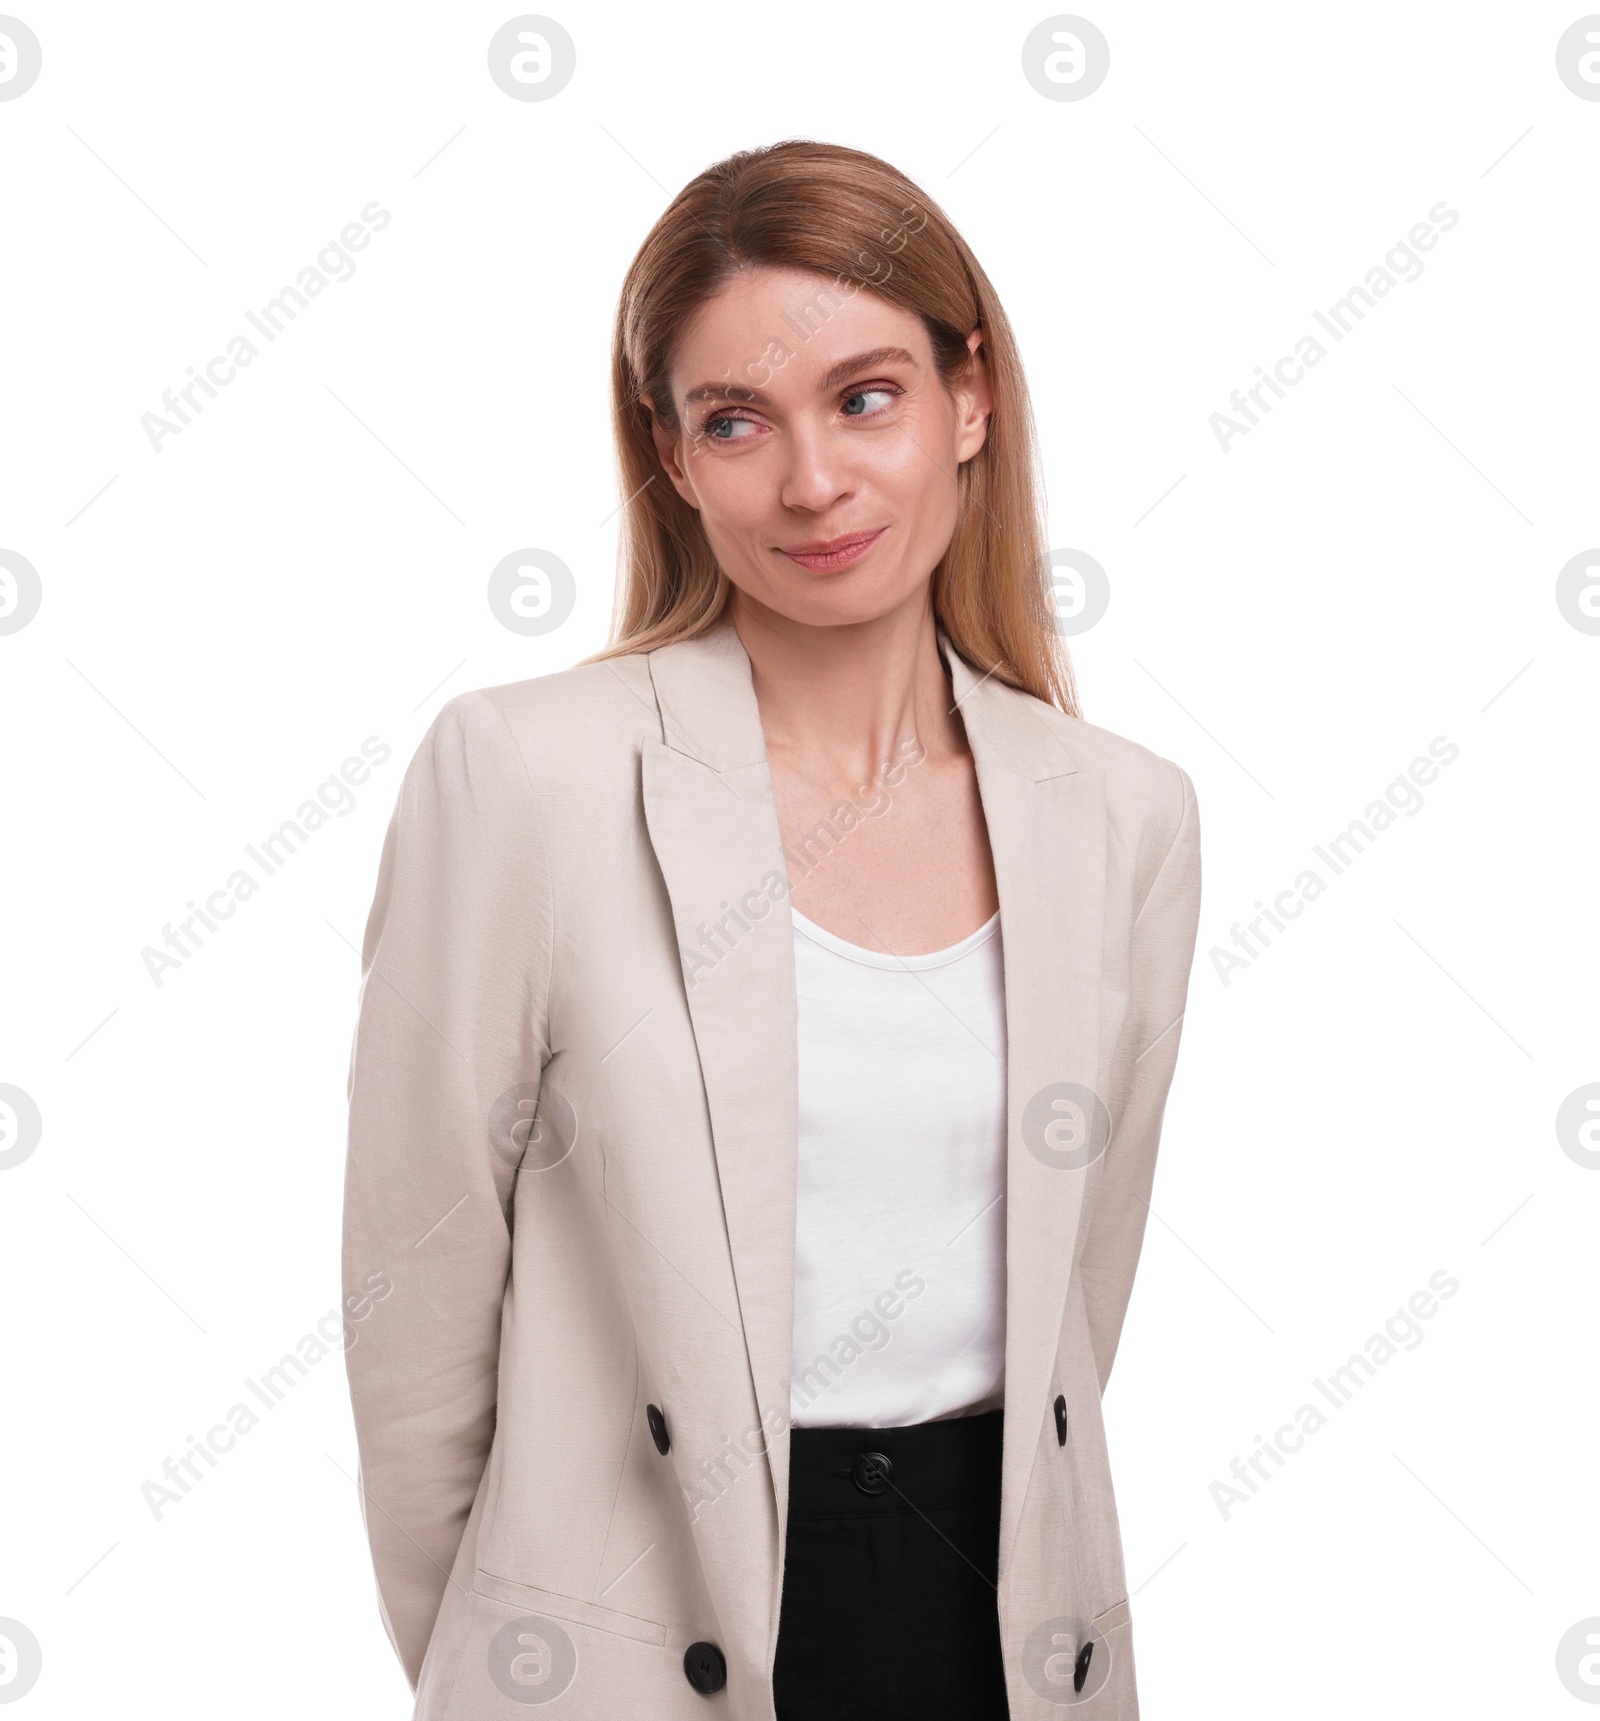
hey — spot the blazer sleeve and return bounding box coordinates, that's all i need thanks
[1078,760,1201,1391]
[341,689,554,1689]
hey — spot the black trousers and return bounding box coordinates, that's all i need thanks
[772,1407,1010,1720]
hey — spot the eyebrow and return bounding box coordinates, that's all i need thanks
[681,346,921,408]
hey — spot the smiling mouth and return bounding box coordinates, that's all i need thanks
[778,528,887,573]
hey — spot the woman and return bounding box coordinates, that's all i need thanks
[343,139,1200,1720]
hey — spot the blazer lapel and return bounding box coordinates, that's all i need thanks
[641,625,800,1546]
[938,635,1108,1584]
[640,622,1109,1600]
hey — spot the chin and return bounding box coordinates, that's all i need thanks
[760,573,920,632]
[735,551,928,628]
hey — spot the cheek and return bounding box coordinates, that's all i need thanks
[873,433,946,491]
[872,407,965,509]
[683,447,769,525]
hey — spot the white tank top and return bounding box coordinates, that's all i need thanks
[787,904,1008,1429]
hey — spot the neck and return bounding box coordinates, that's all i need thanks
[728,585,968,787]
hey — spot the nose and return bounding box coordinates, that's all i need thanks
[779,423,852,515]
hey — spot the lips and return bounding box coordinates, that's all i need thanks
[778,528,886,573]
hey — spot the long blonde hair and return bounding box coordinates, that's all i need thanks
[585,138,1080,716]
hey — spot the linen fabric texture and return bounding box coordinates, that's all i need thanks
[341,622,1202,1719]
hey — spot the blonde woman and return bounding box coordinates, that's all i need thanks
[344,139,1201,1719]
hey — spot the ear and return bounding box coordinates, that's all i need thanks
[642,396,700,510]
[952,327,993,464]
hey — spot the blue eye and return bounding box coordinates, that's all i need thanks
[707,415,758,440]
[843,387,896,418]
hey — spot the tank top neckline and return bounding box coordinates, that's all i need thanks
[789,905,1001,972]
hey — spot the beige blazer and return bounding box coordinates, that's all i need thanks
[342,621,1201,1718]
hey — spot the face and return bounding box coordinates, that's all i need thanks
[647,266,992,631]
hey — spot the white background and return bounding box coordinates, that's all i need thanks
[2,2,1597,1715]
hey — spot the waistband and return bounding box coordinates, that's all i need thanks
[786,1407,1004,1520]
